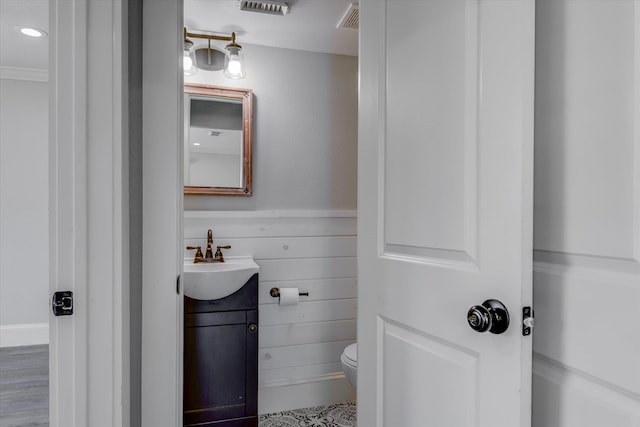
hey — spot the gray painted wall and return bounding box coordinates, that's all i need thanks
[184,44,358,211]
[0,78,49,326]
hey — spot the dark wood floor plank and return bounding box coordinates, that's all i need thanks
[0,345,49,426]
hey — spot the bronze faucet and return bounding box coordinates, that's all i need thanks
[186,229,232,263]
[205,229,214,259]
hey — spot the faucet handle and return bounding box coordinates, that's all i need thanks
[214,245,231,262]
[186,246,203,261]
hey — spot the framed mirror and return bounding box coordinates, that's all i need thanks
[184,83,253,196]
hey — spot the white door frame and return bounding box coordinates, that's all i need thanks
[49,0,129,425]
[141,1,184,426]
[49,0,87,424]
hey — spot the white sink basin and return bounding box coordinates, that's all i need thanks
[183,257,259,300]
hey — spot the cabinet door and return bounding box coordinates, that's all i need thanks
[184,311,248,425]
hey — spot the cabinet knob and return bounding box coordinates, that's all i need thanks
[248,323,257,333]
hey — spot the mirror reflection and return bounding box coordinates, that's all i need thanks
[184,84,253,196]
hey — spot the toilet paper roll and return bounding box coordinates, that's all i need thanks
[279,288,299,306]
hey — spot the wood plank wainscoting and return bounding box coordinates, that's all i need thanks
[184,210,357,414]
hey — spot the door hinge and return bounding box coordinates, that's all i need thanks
[522,306,534,336]
[52,291,73,316]
[177,274,181,295]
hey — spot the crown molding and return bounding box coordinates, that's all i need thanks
[0,66,48,82]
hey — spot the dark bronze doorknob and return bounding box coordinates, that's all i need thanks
[467,299,510,334]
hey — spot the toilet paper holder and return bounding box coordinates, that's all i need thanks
[270,287,309,298]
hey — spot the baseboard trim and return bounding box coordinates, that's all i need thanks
[0,323,49,347]
[259,373,355,414]
[261,371,347,389]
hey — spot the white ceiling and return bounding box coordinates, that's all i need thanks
[0,0,49,71]
[184,0,358,57]
[0,0,357,72]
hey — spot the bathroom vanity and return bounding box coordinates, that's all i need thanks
[183,273,258,427]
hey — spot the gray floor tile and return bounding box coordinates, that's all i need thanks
[260,402,357,427]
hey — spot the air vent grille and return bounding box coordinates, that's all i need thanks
[239,0,289,16]
[338,3,359,29]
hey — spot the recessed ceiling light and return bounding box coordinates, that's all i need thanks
[18,27,48,38]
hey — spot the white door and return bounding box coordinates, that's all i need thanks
[358,0,535,426]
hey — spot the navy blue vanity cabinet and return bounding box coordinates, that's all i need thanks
[184,274,258,427]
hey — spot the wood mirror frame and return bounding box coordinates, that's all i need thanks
[184,83,254,196]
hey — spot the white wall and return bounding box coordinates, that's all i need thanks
[533,1,640,425]
[183,45,358,412]
[0,75,49,347]
[184,44,358,211]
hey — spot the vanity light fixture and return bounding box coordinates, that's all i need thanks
[184,28,246,79]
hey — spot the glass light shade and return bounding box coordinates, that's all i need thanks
[184,45,197,76]
[224,45,246,79]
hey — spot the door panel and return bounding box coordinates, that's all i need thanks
[385,0,477,262]
[358,1,535,426]
[532,1,640,425]
[382,319,478,427]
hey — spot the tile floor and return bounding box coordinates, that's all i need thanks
[259,402,357,427]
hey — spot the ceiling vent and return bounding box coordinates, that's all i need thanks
[238,0,290,16]
[338,3,359,30]
[209,130,222,137]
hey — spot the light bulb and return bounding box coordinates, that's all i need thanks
[18,27,47,38]
[227,57,242,76]
[184,48,197,76]
[224,45,245,80]
[21,28,43,37]
[183,55,193,70]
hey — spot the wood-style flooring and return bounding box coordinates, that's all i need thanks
[0,345,356,427]
[0,345,49,427]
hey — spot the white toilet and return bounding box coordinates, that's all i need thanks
[341,343,357,389]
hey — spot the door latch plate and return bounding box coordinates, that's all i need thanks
[522,306,534,336]
[52,291,73,316]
